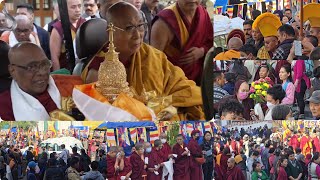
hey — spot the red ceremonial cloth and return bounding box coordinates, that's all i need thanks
[187,138,203,180]
[172,143,190,180]
[130,151,147,180]
[153,3,213,83]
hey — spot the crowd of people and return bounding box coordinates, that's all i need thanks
[213,4,320,120]
[0,0,213,121]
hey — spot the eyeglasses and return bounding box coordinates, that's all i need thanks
[114,23,148,34]
[15,28,32,33]
[11,60,52,74]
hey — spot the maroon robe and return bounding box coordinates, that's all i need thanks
[153,3,213,84]
[172,143,190,180]
[0,89,58,120]
[159,142,172,162]
[313,137,320,153]
[52,17,86,69]
[224,166,246,180]
[130,151,147,180]
[220,153,231,175]
[187,138,203,180]
[106,154,117,180]
[118,157,132,180]
[145,148,163,180]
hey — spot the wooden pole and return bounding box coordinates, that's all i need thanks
[300,0,304,39]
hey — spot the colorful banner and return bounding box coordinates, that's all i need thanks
[129,128,137,144]
[227,5,234,18]
[106,129,117,146]
[215,6,223,15]
[149,126,159,145]
[237,4,244,18]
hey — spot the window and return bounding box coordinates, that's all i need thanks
[43,0,51,10]
[33,0,40,10]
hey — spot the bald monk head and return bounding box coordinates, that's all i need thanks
[13,15,33,42]
[99,0,122,19]
[105,2,145,61]
[227,37,243,50]
[144,142,152,153]
[227,158,236,168]
[8,42,51,96]
[0,12,7,28]
[108,146,119,157]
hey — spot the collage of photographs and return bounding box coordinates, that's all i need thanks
[0,0,320,178]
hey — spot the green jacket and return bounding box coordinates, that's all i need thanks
[251,170,270,180]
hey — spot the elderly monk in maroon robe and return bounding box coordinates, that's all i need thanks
[172,134,190,180]
[159,132,173,162]
[130,143,147,180]
[187,130,203,180]
[144,141,164,180]
[0,42,82,121]
[117,147,132,180]
[106,146,119,180]
[224,158,246,180]
[151,0,213,85]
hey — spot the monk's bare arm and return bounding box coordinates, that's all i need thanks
[50,28,62,71]
[150,19,173,51]
[86,69,98,83]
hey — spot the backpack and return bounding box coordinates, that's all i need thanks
[305,60,314,78]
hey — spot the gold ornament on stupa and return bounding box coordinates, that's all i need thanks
[95,23,133,102]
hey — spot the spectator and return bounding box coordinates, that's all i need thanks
[273,24,296,60]
[243,20,254,42]
[251,161,269,180]
[271,104,293,120]
[264,84,286,120]
[80,149,91,172]
[44,158,65,180]
[279,65,295,105]
[286,150,303,180]
[218,99,245,120]
[81,161,104,180]
[213,71,229,111]
[66,157,82,180]
[223,72,236,95]
[307,90,320,120]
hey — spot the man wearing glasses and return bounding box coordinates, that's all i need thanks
[0,42,76,120]
[82,0,101,20]
[81,2,204,120]
[0,15,40,47]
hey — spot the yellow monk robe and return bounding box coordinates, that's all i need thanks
[81,43,204,120]
[257,46,271,60]
[214,50,241,60]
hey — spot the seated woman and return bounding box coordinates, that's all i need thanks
[218,80,254,120]
[264,85,286,120]
[254,63,276,85]
[279,64,295,106]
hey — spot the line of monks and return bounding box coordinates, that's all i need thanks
[106,131,204,180]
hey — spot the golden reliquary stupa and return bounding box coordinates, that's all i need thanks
[95,23,134,102]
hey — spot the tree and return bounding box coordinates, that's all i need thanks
[0,122,38,131]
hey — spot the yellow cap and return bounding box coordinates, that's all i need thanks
[214,50,240,60]
[252,13,282,37]
[303,3,320,28]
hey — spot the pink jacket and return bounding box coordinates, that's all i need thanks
[281,82,295,105]
[293,60,311,93]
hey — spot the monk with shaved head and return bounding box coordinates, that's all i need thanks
[224,158,245,180]
[172,134,190,180]
[0,42,78,120]
[158,132,173,163]
[214,37,243,60]
[79,1,204,121]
